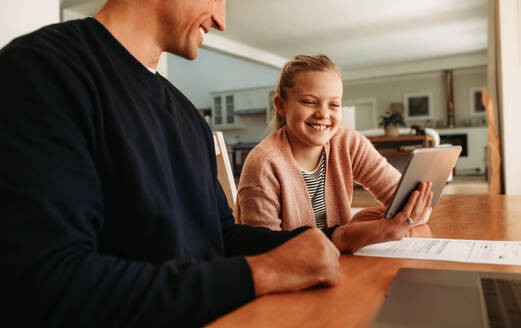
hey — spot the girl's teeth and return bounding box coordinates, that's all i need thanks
[310,125,327,131]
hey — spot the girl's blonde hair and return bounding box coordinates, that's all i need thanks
[271,54,341,130]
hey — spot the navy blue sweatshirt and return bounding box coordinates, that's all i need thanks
[0,18,307,327]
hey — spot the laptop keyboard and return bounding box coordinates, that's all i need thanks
[481,278,521,328]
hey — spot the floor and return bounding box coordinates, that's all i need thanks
[351,175,488,207]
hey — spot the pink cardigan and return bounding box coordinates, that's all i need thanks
[234,127,401,230]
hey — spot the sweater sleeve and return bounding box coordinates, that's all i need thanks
[234,150,284,230]
[218,183,308,256]
[235,186,285,230]
[0,45,266,327]
[350,132,401,205]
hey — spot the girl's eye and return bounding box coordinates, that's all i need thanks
[330,103,340,108]
[302,100,315,105]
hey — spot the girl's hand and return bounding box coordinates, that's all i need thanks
[396,181,433,227]
[332,182,433,253]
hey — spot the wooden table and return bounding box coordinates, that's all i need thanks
[207,195,521,328]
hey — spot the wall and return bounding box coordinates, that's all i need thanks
[343,66,487,129]
[0,0,60,48]
[453,67,488,124]
[61,1,104,21]
[498,0,521,195]
[172,49,487,145]
[225,115,271,144]
[168,48,280,109]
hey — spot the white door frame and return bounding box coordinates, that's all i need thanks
[343,98,378,129]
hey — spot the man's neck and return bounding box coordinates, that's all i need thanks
[93,1,162,69]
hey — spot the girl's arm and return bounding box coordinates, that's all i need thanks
[350,134,401,205]
[235,185,283,230]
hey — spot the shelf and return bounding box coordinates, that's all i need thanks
[378,151,412,156]
[436,126,488,130]
[367,135,429,143]
[367,134,434,158]
[234,108,266,115]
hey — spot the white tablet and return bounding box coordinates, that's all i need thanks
[384,146,462,219]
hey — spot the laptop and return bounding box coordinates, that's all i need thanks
[371,268,521,327]
[384,146,462,219]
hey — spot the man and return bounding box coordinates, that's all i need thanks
[0,0,340,326]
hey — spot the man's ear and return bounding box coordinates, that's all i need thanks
[274,96,286,116]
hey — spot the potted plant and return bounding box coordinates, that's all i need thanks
[378,110,406,137]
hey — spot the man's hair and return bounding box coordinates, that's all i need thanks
[272,54,341,130]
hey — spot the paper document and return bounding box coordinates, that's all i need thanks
[354,238,521,266]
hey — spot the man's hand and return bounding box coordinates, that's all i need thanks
[332,182,433,253]
[351,206,387,222]
[246,228,340,297]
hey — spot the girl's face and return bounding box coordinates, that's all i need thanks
[276,70,343,151]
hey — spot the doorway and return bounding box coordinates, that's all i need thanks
[344,98,377,130]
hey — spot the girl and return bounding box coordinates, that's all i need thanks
[234,55,432,252]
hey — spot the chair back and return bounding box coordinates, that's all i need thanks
[213,131,237,208]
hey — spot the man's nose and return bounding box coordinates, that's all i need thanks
[212,0,226,31]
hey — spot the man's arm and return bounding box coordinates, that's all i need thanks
[0,46,259,327]
[218,185,340,296]
[1,41,342,327]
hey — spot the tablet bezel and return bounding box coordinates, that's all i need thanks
[384,145,462,219]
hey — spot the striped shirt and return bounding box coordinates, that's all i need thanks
[299,152,327,228]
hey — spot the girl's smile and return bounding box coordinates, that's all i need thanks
[276,70,343,152]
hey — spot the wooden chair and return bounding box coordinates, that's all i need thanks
[213,131,237,208]
[481,87,501,194]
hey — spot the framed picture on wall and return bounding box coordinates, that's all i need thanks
[403,92,433,120]
[470,87,485,116]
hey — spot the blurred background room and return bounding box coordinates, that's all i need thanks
[3,0,520,202]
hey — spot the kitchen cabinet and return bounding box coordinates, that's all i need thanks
[211,86,274,129]
[212,94,236,128]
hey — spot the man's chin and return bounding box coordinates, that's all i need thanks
[185,50,198,60]
[168,47,199,61]
[181,52,198,61]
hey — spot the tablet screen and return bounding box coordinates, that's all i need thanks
[384,146,462,219]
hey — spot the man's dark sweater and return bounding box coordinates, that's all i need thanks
[0,18,307,327]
